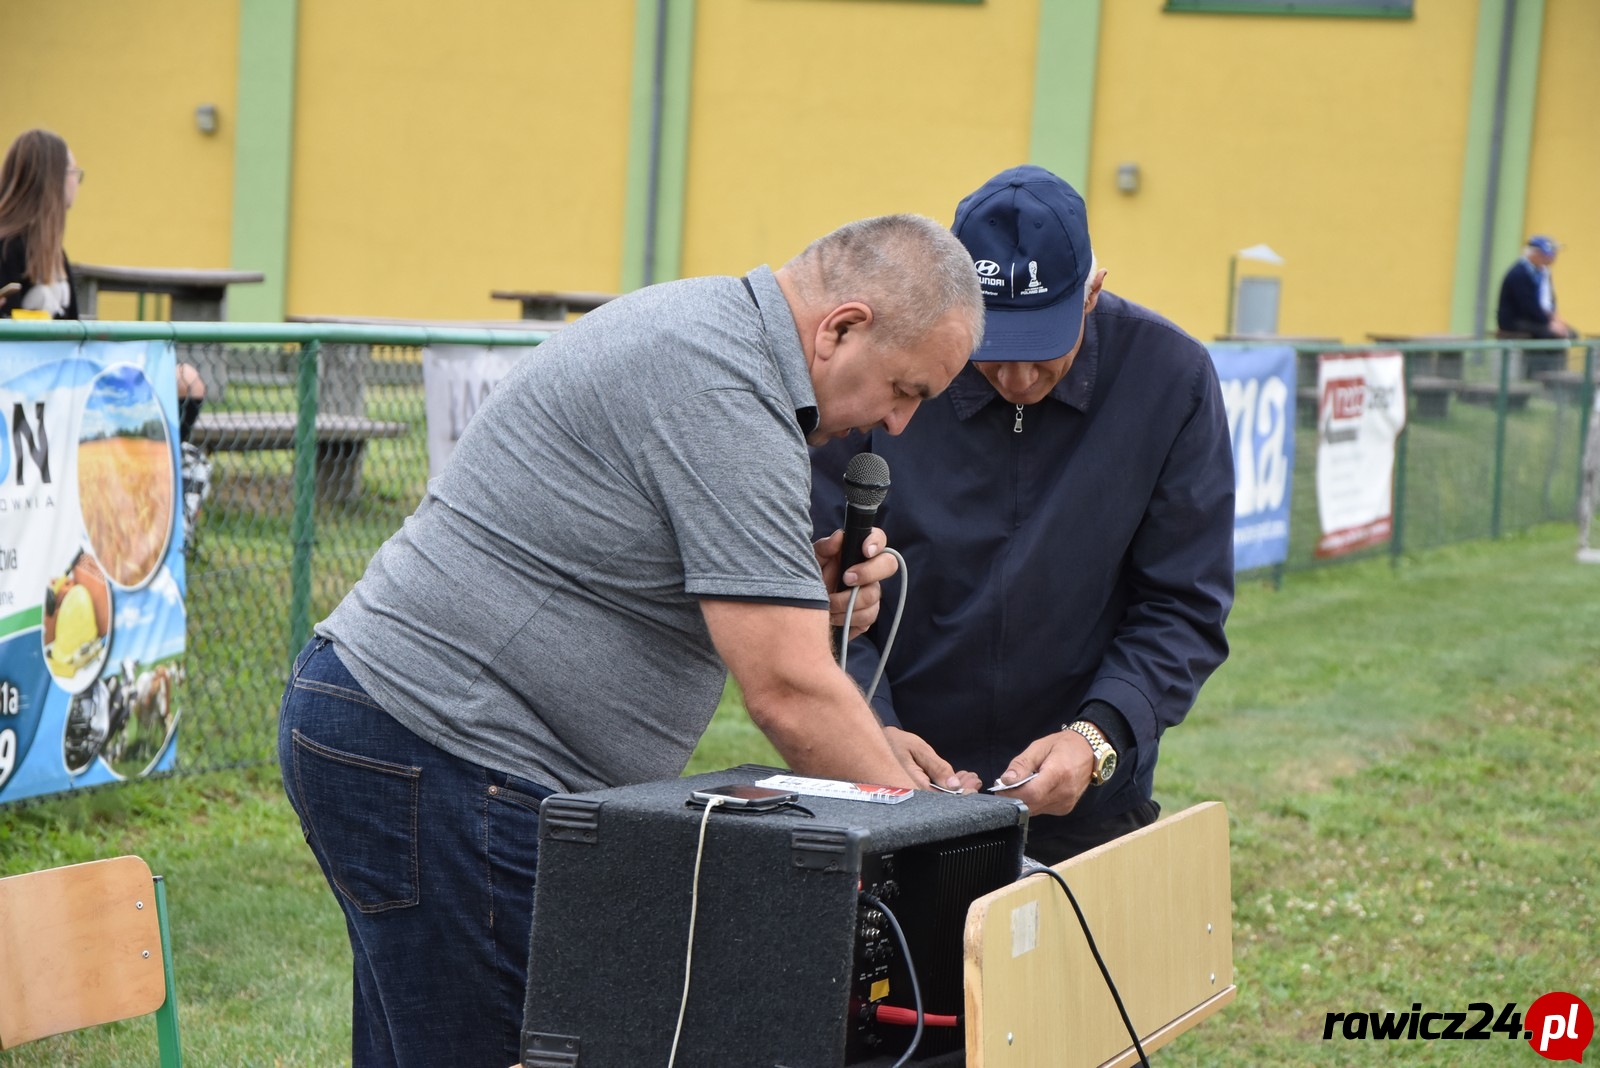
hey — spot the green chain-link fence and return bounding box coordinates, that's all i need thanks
[178,338,444,771]
[1257,338,1597,576]
[0,323,1594,787]
[1,321,548,788]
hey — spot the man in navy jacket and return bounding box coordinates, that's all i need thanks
[811,166,1234,862]
[1497,235,1576,340]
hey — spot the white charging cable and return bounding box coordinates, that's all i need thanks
[667,794,725,1068]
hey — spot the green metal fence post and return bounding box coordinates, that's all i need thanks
[1391,351,1412,568]
[288,340,320,665]
[1490,342,1511,538]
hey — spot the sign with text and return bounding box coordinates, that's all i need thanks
[422,345,535,479]
[0,341,187,804]
[1210,345,1296,571]
[1315,350,1407,557]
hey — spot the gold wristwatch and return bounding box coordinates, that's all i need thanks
[1064,720,1118,786]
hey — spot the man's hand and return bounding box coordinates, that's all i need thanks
[883,726,983,794]
[991,730,1096,816]
[814,527,899,638]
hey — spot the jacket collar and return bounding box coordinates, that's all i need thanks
[947,301,1102,420]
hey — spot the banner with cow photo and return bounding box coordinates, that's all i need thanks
[1314,350,1407,558]
[0,341,187,804]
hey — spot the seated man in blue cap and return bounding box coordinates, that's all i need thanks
[1498,235,1578,341]
[811,165,1235,863]
[1498,235,1578,377]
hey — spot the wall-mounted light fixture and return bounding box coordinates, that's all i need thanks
[195,104,219,136]
[1115,162,1140,195]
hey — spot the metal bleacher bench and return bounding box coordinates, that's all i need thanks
[186,339,410,503]
[188,410,408,502]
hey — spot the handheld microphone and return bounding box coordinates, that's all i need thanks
[834,452,891,647]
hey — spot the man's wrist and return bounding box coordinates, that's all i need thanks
[1074,699,1134,759]
[1063,720,1118,786]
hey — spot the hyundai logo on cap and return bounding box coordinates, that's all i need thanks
[952,165,1093,362]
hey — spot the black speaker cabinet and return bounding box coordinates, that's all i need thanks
[521,765,1027,1068]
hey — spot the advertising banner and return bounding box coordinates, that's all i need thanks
[1210,344,1297,572]
[1315,350,1407,558]
[422,345,535,479]
[0,341,186,804]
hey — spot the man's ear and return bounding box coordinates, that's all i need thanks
[1084,268,1109,316]
[813,302,874,361]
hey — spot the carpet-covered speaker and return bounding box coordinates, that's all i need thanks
[521,765,1027,1068]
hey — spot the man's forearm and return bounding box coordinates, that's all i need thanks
[743,669,915,788]
[701,598,917,789]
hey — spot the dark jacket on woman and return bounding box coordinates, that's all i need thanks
[0,235,78,319]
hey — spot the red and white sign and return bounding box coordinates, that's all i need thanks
[1315,350,1407,558]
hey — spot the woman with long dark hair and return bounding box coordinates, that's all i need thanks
[1,128,212,546]
[0,128,81,319]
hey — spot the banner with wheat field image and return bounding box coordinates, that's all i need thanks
[0,340,187,803]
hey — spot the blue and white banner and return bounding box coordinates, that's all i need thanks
[0,341,187,804]
[1209,345,1297,572]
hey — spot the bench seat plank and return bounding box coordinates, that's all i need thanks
[190,411,408,452]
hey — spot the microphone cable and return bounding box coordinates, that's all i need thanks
[837,546,908,704]
[1019,857,1151,1068]
[858,890,924,1068]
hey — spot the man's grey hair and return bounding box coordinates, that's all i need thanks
[786,214,985,352]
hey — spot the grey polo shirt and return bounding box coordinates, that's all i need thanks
[318,266,828,792]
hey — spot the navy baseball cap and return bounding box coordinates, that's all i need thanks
[1528,235,1561,256]
[952,165,1093,361]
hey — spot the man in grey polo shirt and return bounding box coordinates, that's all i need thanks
[276,213,983,1068]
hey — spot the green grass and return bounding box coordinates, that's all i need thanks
[1158,524,1600,1065]
[3,525,1596,1065]
[0,767,348,1066]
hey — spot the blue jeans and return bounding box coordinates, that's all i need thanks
[278,637,552,1068]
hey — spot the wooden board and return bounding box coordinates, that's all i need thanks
[963,803,1233,1068]
[0,856,167,1048]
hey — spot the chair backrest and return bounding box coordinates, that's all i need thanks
[0,855,181,1061]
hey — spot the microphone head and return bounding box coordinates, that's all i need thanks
[843,452,891,509]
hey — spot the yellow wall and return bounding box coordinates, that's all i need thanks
[681,0,1038,277]
[1087,4,1479,342]
[1525,0,1599,337]
[0,0,238,320]
[5,3,1587,336]
[286,1,635,321]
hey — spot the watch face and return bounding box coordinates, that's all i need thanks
[1099,750,1117,783]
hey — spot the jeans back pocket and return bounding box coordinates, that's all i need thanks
[291,729,422,913]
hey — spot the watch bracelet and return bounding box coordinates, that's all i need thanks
[1063,719,1115,785]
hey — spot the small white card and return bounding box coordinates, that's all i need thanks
[754,774,915,804]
